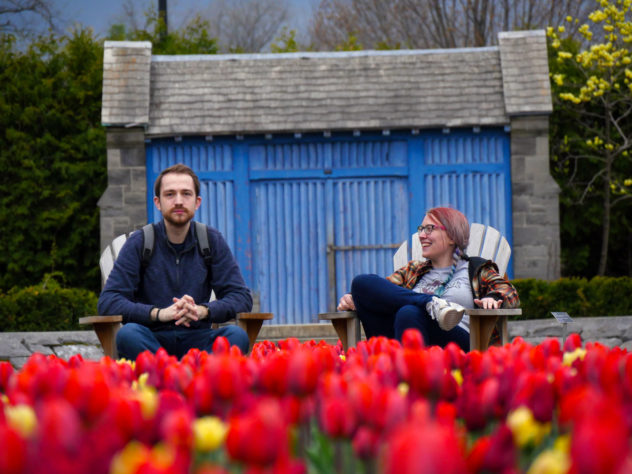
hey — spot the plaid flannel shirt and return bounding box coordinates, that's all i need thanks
[386,259,520,308]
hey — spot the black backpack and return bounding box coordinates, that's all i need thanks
[140,221,212,268]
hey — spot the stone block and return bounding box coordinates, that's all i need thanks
[113,220,134,237]
[510,116,549,133]
[7,357,31,370]
[108,168,132,188]
[132,169,148,190]
[120,147,146,167]
[511,182,533,195]
[622,341,632,351]
[128,207,148,228]
[54,345,104,361]
[124,191,147,206]
[511,136,536,156]
[98,186,124,209]
[25,344,54,355]
[511,155,525,176]
[107,149,122,168]
[107,129,146,148]
[535,135,550,157]
[0,338,31,358]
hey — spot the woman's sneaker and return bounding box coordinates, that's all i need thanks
[426,297,466,331]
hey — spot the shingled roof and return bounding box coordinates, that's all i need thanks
[101,30,552,136]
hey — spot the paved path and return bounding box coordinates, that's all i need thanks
[1,316,631,369]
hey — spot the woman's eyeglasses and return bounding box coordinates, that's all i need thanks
[417,224,447,235]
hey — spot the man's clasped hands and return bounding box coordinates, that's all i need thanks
[156,295,209,326]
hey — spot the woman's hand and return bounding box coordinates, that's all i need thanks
[474,297,502,309]
[337,293,356,311]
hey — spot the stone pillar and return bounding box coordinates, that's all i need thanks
[97,128,147,251]
[510,115,561,280]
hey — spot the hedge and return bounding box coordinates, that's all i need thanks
[0,274,97,332]
[512,276,632,320]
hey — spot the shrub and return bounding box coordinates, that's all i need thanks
[513,276,632,320]
[0,273,97,332]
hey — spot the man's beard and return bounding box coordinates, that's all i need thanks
[163,207,194,227]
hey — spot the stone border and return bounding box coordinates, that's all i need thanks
[1,316,630,369]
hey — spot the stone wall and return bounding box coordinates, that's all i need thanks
[510,115,561,279]
[2,317,631,369]
[98,128,148,251]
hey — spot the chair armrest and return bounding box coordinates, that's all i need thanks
[79,315,123,324]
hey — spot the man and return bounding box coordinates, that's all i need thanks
[98,163,252,359]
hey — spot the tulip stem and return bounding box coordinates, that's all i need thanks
[334,440,343,473]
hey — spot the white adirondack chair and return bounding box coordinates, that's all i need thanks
[79,231,272,358]
[319,223,521,352]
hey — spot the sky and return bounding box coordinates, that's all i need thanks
[43,0,316,39]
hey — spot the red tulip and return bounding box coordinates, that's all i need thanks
[212,336,231,354]
[0,361,14,392]
[457,380,489,432]
[63,364,111,423]
[318,396,357,439]
[352,426,380,459]
[287,348,321,396]
[0,424,27,474]
[380,419,467,473]
[277,337,301,352]
[186,372,214,415]
[135,350,161,387]
[226,398,289,466]
[467,424,517,474]
[101,390,147,442]
[563,333,582,352]
[203,355,251,401]
[37,397,82,451]
[160,407,194,449]
[162,362,193,394]
[402,328,424,350]
[511,371,555,422]
[570,408,629,474]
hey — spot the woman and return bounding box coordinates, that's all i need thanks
[337,207,520,351]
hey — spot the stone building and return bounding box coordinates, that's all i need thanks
[99,30,559,324]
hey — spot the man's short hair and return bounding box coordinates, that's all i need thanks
[154,163,201,197]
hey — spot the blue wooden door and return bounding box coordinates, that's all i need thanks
[248,138,409,324]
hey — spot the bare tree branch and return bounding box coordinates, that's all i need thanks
[202,0,289,52]
[0,0,59,37]
[308,0,594,50]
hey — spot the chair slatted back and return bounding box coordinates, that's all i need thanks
[396,223,511,275]
[99,234,129,288]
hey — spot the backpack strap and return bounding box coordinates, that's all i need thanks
[140,222,211,268]
[141,223,155,267]
[194,221,212,268]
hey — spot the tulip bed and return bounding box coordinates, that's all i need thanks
[1,330,632,474]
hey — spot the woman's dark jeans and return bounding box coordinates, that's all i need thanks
[350,274,469,351]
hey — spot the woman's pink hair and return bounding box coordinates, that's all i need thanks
[426,207,470,252]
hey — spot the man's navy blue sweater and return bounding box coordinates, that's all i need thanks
[97,220,253,327]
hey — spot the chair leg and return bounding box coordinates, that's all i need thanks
[92,322,121,359]
[498,316,509,346]
[469,315,498,352]
[237,319,264,354]
[330,316,360,353]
